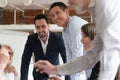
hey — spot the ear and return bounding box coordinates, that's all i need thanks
[65,8,69,16]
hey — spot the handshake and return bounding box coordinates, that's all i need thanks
[34,60,61,80]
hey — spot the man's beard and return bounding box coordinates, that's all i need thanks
[39,32,46,39]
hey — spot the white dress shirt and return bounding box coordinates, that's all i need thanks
[38,31,49,55]
[92,0,120,80]
[57,0,120,80]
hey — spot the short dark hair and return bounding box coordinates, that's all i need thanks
[49,2,67,11]
[34,14,48,24]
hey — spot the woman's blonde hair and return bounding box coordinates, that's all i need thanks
[2,44,14,65]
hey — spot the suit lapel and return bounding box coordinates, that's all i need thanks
[35,34,45,57]
[46,32,52,56]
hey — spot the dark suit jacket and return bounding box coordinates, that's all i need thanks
[89,61,100,80]
[20,31,66,80]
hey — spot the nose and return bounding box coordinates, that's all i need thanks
[37,27,43,32]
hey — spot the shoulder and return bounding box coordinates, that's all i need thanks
[71,16,88,22]
[69,16,88,26]
[27,33,38,39]
[49,31,63,40]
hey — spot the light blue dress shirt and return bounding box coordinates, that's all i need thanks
[62,16,88,80]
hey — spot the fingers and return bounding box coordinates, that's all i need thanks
[11,66,19,76]
[13,70,19,76]
[48,75,61,80]
[34,60,57,74]
[4,65,19,76]
[34,60,48,67]
[34,60,48,73]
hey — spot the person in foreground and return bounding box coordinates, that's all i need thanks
[20,14,67,80]
[34,0,120,80]
[0,44,18,80]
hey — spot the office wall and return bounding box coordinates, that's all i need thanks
[1,9,91,24]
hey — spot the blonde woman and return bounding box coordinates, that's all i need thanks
[0,44,18,80]
[0,44,9,80]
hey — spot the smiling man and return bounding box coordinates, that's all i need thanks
[20,14,67,80]
[49,2,88,80]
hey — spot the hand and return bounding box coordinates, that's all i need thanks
[34,60,57,74]
[4,65,19,76]
[48,75,61,80]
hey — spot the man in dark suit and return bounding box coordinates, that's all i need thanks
[20,14,67,80]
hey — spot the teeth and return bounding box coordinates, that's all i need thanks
[83,44,86,47]
[56,18,60,24]
[56,20,60,23]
